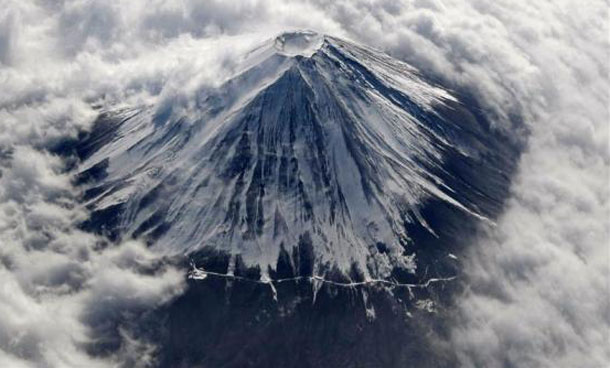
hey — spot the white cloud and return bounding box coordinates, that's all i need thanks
[0,0,607,366]
[0,145,185,367]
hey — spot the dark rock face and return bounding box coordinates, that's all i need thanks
[155,279,453,368]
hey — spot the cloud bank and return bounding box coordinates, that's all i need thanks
[0,145,185,367]
[0,0,607,367]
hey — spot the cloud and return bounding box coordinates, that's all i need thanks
[0,146,185,367]
[0,0,607,367]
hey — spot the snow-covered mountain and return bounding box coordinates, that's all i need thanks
[61,30,522,367]
[75,30,516,282]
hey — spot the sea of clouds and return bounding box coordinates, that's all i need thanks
[0,1,607,367]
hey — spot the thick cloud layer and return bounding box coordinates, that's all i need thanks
[0,145,185,367]
[0,0,607,367]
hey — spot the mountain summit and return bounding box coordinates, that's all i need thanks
[273,30,324,57]
[76,31,515,282]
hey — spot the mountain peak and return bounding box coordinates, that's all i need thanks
[273,30,324,57]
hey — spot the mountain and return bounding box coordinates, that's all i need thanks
[76,30,513,279]
[68,31,520,367]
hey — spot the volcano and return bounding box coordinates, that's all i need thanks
[70,31,519,367]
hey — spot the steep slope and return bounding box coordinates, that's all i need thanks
[76,30,516,282]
